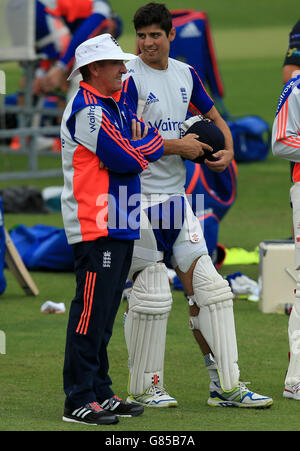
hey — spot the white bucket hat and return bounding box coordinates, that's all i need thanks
[67,33,137,80]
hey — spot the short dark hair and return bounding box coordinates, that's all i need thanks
[79,65,91,81]
[79,60,106,81]
[133,3,172,36]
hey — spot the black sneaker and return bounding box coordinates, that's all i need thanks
[100,395,144,417]
[62,401,119,425]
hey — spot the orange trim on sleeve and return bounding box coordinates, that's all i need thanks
[137,133,163,155]
[276,98,289,141]
[188,102,203,116]
[281,136,300,148]
[101,115,149,169]
[190,67,213,102]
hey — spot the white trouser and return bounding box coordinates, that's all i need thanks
[286,183,300,385]
[128,194,208,280]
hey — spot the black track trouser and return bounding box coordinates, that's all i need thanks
[63,237,133,409]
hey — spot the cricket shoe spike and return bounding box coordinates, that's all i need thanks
[283,382,300,400]
[207,381,273,408]
[126,385,178,408]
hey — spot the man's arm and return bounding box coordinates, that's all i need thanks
[187,67,234,171]
[203,105,234,172]
[72,106,163,173]
[163,134,212,160]
[272,80,300,161]
[41,0,112,93]
[163,106,234,172]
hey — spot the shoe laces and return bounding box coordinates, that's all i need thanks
[147,384,169,396]
[293,382,300,392]
[87,402,103,412]
[236,381,251,396]
[103,395,123,409]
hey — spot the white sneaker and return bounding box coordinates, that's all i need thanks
[207,381,273,408]
[283,382,300,400]
[126,385,178,408]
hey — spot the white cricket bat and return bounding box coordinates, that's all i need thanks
[4,228,39,296]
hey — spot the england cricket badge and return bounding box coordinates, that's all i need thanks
[190,232,200,243]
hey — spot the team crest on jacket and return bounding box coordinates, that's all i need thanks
[103,251,111,268]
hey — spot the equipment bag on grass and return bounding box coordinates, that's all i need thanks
[227,115,271,162]
[9,224,74,271]
[185,159,237,267]
[170,9,224,102]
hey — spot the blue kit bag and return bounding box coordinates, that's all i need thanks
[9,224,74,271]
[170,9,271,163]
[170,9,224,102]
[185,159,237,266]
[227,115,271,162]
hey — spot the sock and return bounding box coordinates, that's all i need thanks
[204,354,220,387]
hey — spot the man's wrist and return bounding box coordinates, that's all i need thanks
[55,61,67,72]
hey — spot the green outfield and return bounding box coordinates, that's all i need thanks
[0,0,299,432]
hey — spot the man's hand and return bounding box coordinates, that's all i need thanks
[131,118,148,141]
[177,133,213,160]
[204,148,234,172]
[39,66,66,94]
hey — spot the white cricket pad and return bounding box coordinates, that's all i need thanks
[191,255,239,391]
[285,273,300,386]
[124,263,172,395]
[291,183,300,270]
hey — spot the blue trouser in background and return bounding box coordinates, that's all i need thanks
[63,237,133,409]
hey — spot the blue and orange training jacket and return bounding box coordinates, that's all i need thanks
[60,81,164,244]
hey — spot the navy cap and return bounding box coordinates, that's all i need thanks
[183,118,225,164]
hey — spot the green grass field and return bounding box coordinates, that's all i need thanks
[0,0,299,432]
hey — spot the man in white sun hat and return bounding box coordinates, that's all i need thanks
[60,33,164,426]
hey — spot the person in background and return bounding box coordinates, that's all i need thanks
[272,20,300,401]
[272,71,300,401]
[282,20,300,84]
[35,0,123,94]
[4,0,123,151]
